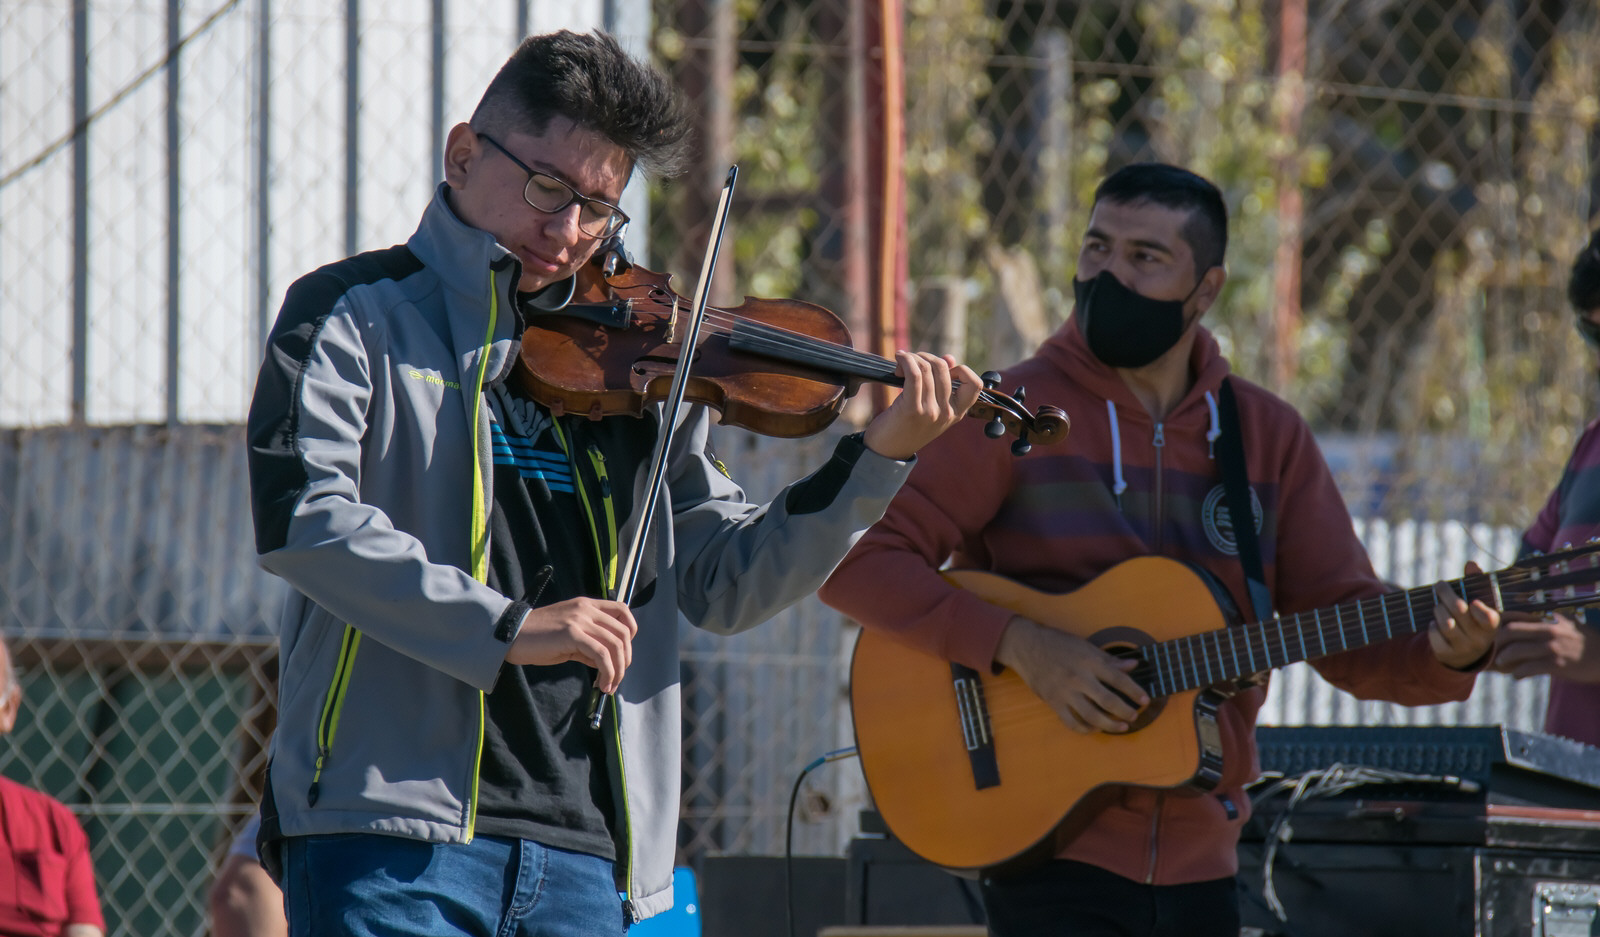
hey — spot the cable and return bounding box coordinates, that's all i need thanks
[785,746,858,937]
[1247,763,1480,924]
[0,0,244,192]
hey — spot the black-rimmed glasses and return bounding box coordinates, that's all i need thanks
[479,133,630,239]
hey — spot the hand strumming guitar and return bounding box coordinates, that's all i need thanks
[994,615,1151,734]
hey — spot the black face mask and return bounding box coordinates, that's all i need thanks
[1072,269,1202,369]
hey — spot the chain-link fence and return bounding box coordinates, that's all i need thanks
[2,0,1598,933]
[649,0,1599,863]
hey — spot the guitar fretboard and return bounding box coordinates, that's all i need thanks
[1131,546,1600,699]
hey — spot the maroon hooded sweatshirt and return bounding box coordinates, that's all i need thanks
[820,317,1477,885]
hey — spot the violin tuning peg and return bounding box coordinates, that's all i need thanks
[1013,385,1026,404]
[1011,436,1032,457]
[981,370,1002,391]
[985,415,1007,439]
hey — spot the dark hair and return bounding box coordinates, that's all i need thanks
[1570,228,1600,313]
[471,30,692,179]
[1092,162,1229,273]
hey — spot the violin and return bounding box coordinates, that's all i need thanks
[511,246,1070,455]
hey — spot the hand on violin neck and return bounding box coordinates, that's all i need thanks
[862,351,984,461]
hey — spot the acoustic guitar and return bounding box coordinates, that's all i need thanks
[848,545,1600,875]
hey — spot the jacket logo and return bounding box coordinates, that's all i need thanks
[1200,484,1263,556]
[406,368,460,390]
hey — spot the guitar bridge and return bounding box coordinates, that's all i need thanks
[951,663,1001,790]
[954,674,991,751]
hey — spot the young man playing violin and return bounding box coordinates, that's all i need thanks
[246,30,981,937]
[820,162,1500,937]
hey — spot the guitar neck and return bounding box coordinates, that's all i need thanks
[1135,548,1600,698]
[1136,584,1440,698]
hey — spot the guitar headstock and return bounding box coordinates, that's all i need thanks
[1498,540,1600,616]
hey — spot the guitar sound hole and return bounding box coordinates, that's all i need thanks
[1113,696,1164,734]
[1101,641,1162,734]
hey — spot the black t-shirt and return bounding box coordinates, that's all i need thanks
[475,383,619,859]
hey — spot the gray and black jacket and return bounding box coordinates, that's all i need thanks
[245,185,912,920]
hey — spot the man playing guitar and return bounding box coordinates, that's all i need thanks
[819,163,1500,937]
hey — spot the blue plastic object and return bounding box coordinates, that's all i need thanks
[629,867,701,936]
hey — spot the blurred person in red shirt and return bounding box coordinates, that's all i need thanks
[0,636,104,937]
[1494,229,1600,744]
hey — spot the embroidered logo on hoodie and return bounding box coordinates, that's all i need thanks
[1200,483,1263,556]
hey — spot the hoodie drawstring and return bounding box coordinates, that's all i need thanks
[1106,399,1128,510]
[1204,390,1221,459]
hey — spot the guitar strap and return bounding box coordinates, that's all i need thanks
[1216,377,1274,623]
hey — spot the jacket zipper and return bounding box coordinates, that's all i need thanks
[1146,422,1167,881]
[1146,791,1165,883]
[1151,422,1166,552]
[307,625,363,806]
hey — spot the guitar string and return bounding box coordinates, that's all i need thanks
[956,561,1599,725]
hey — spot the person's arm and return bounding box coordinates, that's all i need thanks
[60,812,105,937]
[1493,612,1600,681]
[1262,414,1486,699]
[209,853,288,937]
[673,353,979,635]
[818,390,1023,667]
[246,276,518,691]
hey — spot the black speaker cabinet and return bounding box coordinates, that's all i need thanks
[1238,801,1600,936]
[845,829,988,928]
[699,855,847,937]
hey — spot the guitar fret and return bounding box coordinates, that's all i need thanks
[1257,622,1276,669]
[1274,617,1290,667]
[1320,608,1341,651]
[1309,613,1325,656]
[1239,626,1255,674]
[1404,590,1418,634]
[1225,628,1242,681]
[1159,641,1176,694]
[1489,571,1503,611]
[1353,601,1369,646]
[1183,636,1202,689]
[1295,614,1308,661]
[1199,633,1215,685]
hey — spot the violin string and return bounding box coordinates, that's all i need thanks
[627,301,1013,408]
[614,294,905,374]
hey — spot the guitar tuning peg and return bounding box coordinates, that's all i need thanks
[980,370,1001,390]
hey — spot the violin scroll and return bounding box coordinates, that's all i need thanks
[971,371,1070,456]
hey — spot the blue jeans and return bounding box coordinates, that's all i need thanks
[282,833,624,937]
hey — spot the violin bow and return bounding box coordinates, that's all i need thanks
[587,165,739,729]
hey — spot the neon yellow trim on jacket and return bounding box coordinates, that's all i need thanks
[307,626,363,804]
[460,270,502,841]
